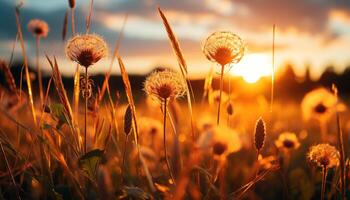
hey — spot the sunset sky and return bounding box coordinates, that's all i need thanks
[1,0,350,81]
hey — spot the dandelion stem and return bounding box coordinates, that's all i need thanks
[321,166,328,200]
[163,98,175,184]
[36,36,44,106]
[217,64,225,125]
[84,67,88,154]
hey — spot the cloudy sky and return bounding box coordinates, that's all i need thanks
[1,0,350,80]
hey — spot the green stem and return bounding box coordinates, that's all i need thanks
[217,65,225,125]
[163,98,175,184]
[321,167,327,200]
[84,67,88,154]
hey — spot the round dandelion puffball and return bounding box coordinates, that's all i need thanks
[307,143,339,168]
[27,19,49,38]
[144,69,187,102]
[202,31,245,66]
[65,34,108,68]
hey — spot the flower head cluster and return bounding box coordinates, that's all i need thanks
[275,132,300,151]
[144,69,186,103]
[307,144,339,168]
[65,34,108,68]
[202,31,245,66]
[27,19,49,38]
[301,88,346,122]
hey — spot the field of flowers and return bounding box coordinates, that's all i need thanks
[0,1,349,200]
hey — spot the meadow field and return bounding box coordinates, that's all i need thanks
[0,1,349,199]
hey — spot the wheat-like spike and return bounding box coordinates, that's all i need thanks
[117,53,155,192]
[254,117,266,152]
[158,7,196,140]
[123,105,132,136]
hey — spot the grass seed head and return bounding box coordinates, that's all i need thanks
[68,0,76,8]
[254,117,266,152]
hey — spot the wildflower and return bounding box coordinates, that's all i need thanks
[197,125,241,158]
[27,19,49,38]
[307,144,339,168]
[65,34,108,68]
[275,132,300,151]
[301,88,346,122]
[202,31,245,67]
[144,69,186,103]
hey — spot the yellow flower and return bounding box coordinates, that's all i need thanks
[65,34,108,68]
[307,144,339,168]
[275,132,300,150]
[144,69,186,103]
[202,31,245,66]
[27,19,49,38]
[301,88,346,122]
[197,125,241,158]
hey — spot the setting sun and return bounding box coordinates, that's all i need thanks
[230,53,272,83]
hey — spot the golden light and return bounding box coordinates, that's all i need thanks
[230,53,272,83]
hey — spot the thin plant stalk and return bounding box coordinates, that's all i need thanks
[321,166,328,200]
[120,135,128,184]
[0,141,22,200]
[36,36,44,106]
[84,67,88,154]
[163,98,175,184]
[70,7,75,35]
[270,24,275,113]
[217,64,225,125]
[336,113,346,200]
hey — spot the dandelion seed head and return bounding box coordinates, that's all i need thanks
[144,69,186,102]
[202,31,245,66]
[27,19,49,38]
[65,34,108,68]
[307,144,339,168]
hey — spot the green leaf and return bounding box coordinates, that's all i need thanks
[49,104,69,129]
[78,149,104,181]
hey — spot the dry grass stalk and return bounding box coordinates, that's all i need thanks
[332,84,346,200]
[99,14,128,102]
[0,60,17,93]
[73,65,80,120]
[62,10,68,41]
[14,6,37,125]
[106,84,120,146]
[0,141,21,200]
[85,0,94,34]
[270,24,275,113]
[158,7,196,140]
[116,54,155,192]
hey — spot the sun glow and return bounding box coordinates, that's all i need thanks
[230,53,272,83]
